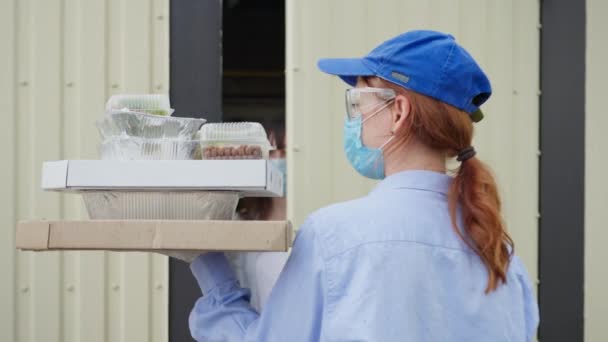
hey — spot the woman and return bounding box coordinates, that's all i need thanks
[189,30,539,341]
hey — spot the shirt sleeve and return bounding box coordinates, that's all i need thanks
[189,219,327,342]
[511,255,540,341]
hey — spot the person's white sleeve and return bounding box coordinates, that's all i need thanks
[189,219,326,341]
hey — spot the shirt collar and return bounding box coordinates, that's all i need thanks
[371,170,453,195]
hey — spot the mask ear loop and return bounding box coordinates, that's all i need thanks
[362,99,395,124]
[379,135,395,151]
[361,98,397,151]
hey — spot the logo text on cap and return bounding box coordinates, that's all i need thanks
[391,71,410,84]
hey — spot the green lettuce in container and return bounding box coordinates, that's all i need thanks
[106,94,173,116]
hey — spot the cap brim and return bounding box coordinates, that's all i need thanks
[317,58,375,86]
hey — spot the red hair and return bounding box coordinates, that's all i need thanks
[374,77,514,293]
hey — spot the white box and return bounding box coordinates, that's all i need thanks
[41,160,283,197]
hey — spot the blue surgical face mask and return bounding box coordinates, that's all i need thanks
[270,158,287,196]
[343,101,394,180]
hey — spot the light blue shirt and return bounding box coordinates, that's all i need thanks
[189,170,539,341]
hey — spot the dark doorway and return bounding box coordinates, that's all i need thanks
[222,0,286,129]
[168,1,285,341]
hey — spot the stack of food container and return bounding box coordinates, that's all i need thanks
[16,94,289,255]
[83,94,266,221]
[97,94,204,160]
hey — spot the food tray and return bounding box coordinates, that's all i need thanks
[82,191,239,220]
[99,137,199,160]
[199,122,273,160]
[97,111,205,139]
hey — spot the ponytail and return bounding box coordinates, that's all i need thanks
[449,157,513,293]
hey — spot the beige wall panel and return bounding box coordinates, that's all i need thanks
[0,0,16,340]
[585,0,608,340]
[0,0,170,341]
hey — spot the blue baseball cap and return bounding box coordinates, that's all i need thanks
[317,30,490,122]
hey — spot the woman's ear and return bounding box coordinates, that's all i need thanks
[391,94,411,135]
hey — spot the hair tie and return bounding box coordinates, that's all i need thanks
[457,146,476,162]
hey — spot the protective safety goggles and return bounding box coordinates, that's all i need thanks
[345,87,396,121]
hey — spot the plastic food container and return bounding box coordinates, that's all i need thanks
[198,122,273,160]
[97,111,206,140]
[99,137,199,160]
[82,191,239,220]
[105,94,173,116]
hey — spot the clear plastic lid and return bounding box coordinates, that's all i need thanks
[99,137,199,160]
[97,111,206,139]
[198,122,273,148]
[106,94,173,116]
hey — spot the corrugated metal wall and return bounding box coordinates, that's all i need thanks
[0,0,544,340]
[286,0,540,287]
[0,0,169,341]
[585,0,608,340]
